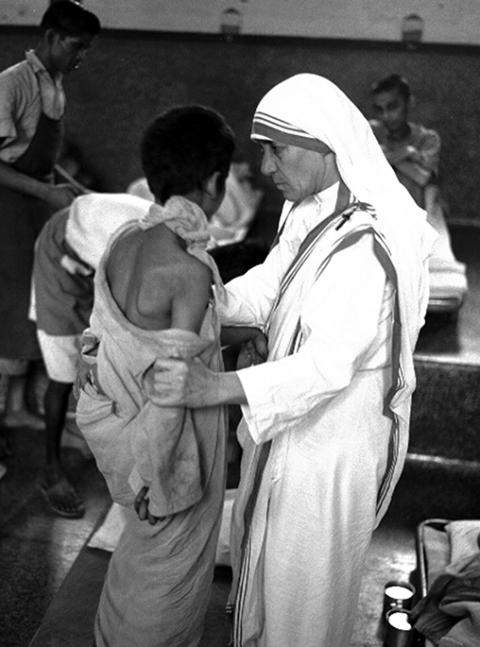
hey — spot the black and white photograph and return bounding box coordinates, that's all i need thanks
[0,1,479,646]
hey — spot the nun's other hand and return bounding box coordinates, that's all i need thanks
[237,330,268,369]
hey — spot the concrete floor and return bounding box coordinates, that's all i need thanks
[1,222,479,647]
[2,423,478,647]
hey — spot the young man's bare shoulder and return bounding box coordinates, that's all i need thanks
[136,252,212,329]
[151,252,211,292]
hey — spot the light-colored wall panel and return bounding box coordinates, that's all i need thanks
[1,1,480,46]
[0,1,49,26]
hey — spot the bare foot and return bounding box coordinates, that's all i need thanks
[3,410,45,430]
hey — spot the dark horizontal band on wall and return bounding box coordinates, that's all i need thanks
[3,23,480,56]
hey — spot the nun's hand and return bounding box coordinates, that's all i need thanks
[146,357,219,408]
[237,330,268,369]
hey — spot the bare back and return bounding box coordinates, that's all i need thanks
[106,223,212,334]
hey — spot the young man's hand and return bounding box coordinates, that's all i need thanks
[134,486,165,525]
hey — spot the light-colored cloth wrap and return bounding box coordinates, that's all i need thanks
[76,196,226,516]
[220,74,437,647]
[76,197,227,647]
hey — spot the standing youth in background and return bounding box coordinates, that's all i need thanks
[0,1,100,461]
[148,74,436,647]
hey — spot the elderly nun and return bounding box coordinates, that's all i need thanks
[150,74,436,647]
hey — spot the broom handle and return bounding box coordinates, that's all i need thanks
[54,164,92,194]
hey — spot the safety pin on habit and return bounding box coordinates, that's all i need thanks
[335,209,354,230]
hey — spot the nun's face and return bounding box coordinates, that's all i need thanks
[259,141,339,202]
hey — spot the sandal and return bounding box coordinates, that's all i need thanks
[40,478,85,519]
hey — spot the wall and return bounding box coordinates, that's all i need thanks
[1,27,479,226]
[4,0,480,46]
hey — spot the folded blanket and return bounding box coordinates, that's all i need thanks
[426,193,468,310]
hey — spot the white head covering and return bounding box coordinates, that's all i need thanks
[252,73,436,417]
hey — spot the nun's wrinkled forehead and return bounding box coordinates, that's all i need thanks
[251,111,332,155]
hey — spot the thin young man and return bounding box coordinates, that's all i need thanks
[77,106,263,647]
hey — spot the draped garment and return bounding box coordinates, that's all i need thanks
[76,219,227,647]
[219,189,431,647]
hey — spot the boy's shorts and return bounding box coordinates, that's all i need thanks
[36,330,83,384]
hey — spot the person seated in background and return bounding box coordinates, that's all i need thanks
[76,106,265,647]
[370,73,467,312]
[31,192,151,518]
[370,73,440,209]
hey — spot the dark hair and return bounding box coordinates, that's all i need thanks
[41,1,101,37]
[371,74,411,102]
[141,105,235,204]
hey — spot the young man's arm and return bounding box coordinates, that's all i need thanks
[136,257,230,525]
[169,261,213,333]
[394,158,432,187]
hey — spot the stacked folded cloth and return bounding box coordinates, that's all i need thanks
[427,203,468,313]
[412,520,480,646]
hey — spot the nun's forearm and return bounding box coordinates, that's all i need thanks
[213,371,247,406]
